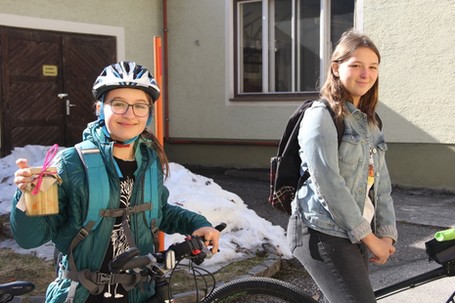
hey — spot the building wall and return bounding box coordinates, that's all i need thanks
[165,1,455,191]
[363,0,455,144]
[1,1,453,191]
[0,0,162,68]
[362,0,455,191]
[165,0,301,141]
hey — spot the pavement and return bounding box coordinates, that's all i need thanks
[190,166,455,303]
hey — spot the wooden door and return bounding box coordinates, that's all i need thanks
[0,26,116,155]
[1,28,64,153]
[62,34,116,145]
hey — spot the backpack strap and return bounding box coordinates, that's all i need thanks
[297,99,345,189]
[75,141,110,230]
[144,158,160,250]
[320,98,345,145]
[65,143,160,301]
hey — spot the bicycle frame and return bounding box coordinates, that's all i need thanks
[374,262,454,302]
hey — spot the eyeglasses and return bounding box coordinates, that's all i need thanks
[106,99,152,117]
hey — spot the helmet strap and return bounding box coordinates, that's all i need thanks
[114,143,131,148]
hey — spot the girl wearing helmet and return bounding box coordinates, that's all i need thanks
[11,61,220,303]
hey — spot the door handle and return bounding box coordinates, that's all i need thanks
[66,100,77,115]
[57,93,76,115]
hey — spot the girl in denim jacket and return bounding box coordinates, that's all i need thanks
[287,30,397,303]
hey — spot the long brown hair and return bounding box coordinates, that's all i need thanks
[320,29,381,125]
[142,129,170,178]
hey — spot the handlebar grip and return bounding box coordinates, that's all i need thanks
[435,228,455,242]
[120,255,153,271]
[109,247,140,273]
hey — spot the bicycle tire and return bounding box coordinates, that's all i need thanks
[200,276,317,303]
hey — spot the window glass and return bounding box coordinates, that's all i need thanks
[331,1,355,45]
[240,1,263,93]
[274,0,292,92]
[297,0,320,91]
[235,0,354,97]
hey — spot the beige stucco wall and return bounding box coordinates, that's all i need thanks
[360,0,455,191]
[165,1,455,191]
[363,0,455,144]
[0,0,162,68]
[166,0,299,141]
[1,1,453,190]
[167,1,455,144]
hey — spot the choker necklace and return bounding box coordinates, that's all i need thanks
[114,143,131,148]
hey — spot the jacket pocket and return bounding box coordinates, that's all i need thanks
[338,134,362,165]
[376,142,388,152]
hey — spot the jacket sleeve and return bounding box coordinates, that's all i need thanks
[10,190,54,248]
[158,185,212,235]
[9,149,78,249]
[373,144,398,242]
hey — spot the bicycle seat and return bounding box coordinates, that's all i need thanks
[0,281,35,296]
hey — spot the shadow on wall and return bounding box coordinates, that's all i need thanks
[378,104,455,192]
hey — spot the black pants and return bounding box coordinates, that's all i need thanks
[287,214,376,303]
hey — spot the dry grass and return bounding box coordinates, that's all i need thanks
[0,213,55,297]
[0,248,55,296]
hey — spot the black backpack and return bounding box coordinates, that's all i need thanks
[268,99,383,215]
[267,99,344,215]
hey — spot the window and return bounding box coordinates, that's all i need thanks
[233,0,354,99]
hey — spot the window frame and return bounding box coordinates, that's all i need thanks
[231,0,353,102]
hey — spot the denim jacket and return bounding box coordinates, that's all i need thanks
[294,100,397,244]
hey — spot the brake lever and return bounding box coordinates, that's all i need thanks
[204,222,227,251]
[151,223,228,268]
[196,222,227,262]
[214,222,227,232]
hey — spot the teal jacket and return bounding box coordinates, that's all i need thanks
[10,121,212,303]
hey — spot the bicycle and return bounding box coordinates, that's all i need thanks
[192,227,454,303]
[373,233,455,303]
[0,223,314,303]
[255,229,453,303]
[0,280,35,303]
[4,226,452,303]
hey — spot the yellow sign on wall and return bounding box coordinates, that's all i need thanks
[42,65,58,77]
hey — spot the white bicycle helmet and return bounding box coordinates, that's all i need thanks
[92,61,160,102]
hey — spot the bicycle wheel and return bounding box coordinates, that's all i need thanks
[201,276,317,303]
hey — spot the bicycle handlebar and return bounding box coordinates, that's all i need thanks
[109,223,226,273]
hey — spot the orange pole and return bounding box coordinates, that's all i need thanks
[154,36,164,145]
[154,36,165,251]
